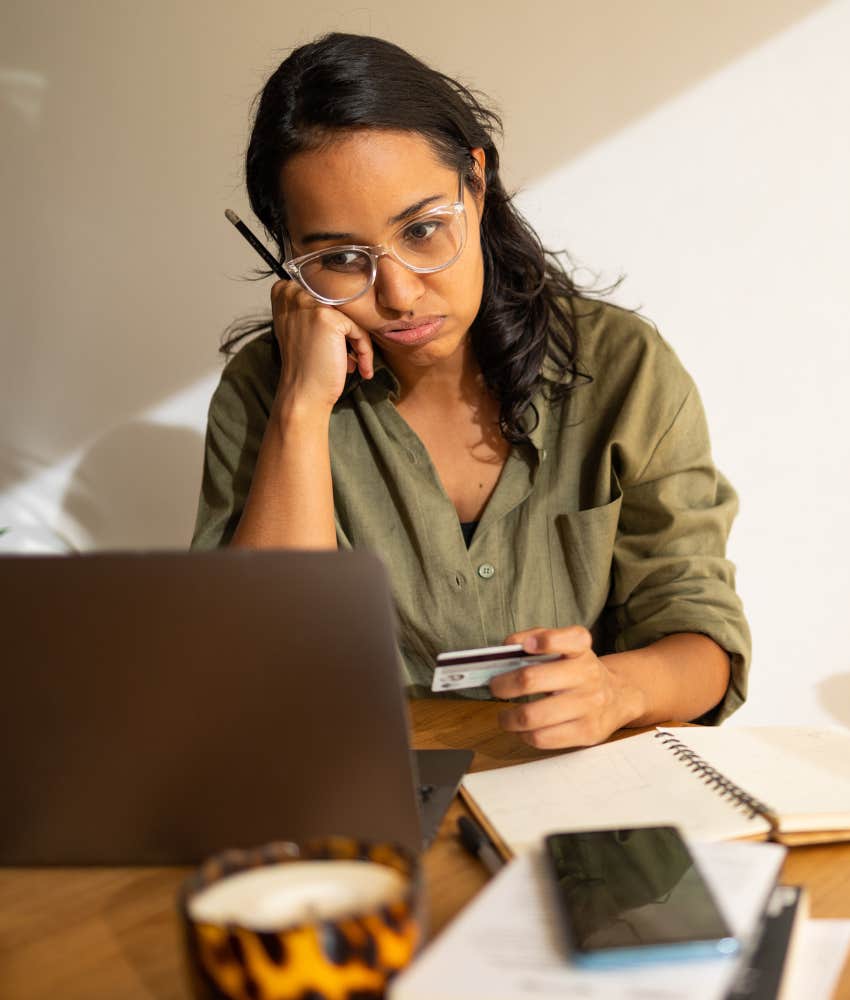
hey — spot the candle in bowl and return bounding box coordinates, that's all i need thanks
[178,837,422,1000]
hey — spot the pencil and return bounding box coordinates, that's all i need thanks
[223,208,361,367]
[224,209,290,281]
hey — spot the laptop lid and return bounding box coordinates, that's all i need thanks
[0,550,423,864]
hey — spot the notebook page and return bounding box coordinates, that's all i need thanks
[658,727,850,834]
[780,919,850,1000]
[389,840,786,1000]
[461,731,770,855]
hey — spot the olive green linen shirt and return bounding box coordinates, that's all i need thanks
[191,302,750,723]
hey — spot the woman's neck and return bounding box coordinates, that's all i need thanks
[388,338,485,411]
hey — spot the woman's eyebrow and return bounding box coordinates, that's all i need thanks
[299,192,447,246]
[388,192,445,226]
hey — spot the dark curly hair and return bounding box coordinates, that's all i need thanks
[223,32,613,443]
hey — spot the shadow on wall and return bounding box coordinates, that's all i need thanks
[423,0,833,186]
[61,422,205,550]
[0,0,833,503]
[815,674,850,730]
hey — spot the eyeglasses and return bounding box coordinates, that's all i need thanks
[282,171,467,305]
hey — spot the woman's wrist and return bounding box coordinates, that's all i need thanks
[271,388,334,433]
[599,634,730,728]
[599,654,651,730]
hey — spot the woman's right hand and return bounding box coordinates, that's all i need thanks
[271,280,375,414]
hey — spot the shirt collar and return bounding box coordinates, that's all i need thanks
[519,388,549,456]
[338,348,400,402]
[338,346,576,457]
[522,352,582,454]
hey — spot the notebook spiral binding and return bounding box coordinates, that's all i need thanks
[654,731,774,823]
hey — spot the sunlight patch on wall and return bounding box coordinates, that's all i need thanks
[0,68,47,127]
[0,371,219,552]
[514,0,850,728]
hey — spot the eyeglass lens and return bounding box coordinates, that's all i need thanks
[297,208,465,302]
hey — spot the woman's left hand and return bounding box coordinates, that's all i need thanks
[490,626,645,749]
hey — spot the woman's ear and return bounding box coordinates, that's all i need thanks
[469,147,486,207]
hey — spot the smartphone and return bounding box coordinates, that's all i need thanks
[544,826,739,968]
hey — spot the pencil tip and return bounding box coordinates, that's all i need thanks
[224,208,240,225]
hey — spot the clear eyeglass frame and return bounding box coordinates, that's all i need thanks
[281,170,467,306]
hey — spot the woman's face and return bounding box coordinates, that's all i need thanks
[279,130,486,376]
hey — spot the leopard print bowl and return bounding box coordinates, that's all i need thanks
[178,837,423,1000]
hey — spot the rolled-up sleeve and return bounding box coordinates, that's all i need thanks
[607,379,751,724]
[191,338,277,550]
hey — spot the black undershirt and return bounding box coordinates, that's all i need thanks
[460,520,478,548]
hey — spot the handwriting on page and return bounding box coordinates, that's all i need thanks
[461,732,768,853]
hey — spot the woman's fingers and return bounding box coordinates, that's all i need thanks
[511,715,608,750]
[489,658,573,699]
[497,685,604,733]
[490,626,593,699]
[270,280,375,406]
[345,324,374,380]
[505,625,593,656]
[281,281,373,380]
[493,626,631,748]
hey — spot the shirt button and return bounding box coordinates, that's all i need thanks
[477,563,496,580]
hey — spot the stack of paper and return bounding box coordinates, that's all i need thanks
[390,840,786,1000]
[781,920,850,998]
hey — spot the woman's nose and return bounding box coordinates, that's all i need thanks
[373,254,426,313]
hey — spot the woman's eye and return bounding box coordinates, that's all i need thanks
[404,220,440,242]
[320,250,363,271]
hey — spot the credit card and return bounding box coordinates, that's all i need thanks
[431,644,562,692]
[436,643,528,665]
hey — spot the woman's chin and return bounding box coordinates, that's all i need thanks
[379,328,470,370]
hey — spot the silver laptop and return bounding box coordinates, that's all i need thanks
[0,550,471,864]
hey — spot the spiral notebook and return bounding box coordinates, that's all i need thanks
[460,726,850,855]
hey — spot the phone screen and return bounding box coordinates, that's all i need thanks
[545,827,737,964]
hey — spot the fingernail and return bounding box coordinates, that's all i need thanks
[523,636,538,653]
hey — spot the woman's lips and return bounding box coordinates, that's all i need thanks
[375,317,445,346]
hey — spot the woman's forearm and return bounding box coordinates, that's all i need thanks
[231,396,337,550]
[600,633,731,727]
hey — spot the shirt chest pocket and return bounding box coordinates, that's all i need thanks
[548,476,623,632]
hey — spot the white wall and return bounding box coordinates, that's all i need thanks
[1,1,847,725]
[514,0,850,727]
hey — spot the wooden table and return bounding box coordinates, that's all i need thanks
[2,700,849,998]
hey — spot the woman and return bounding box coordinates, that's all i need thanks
[192,32,750,748]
